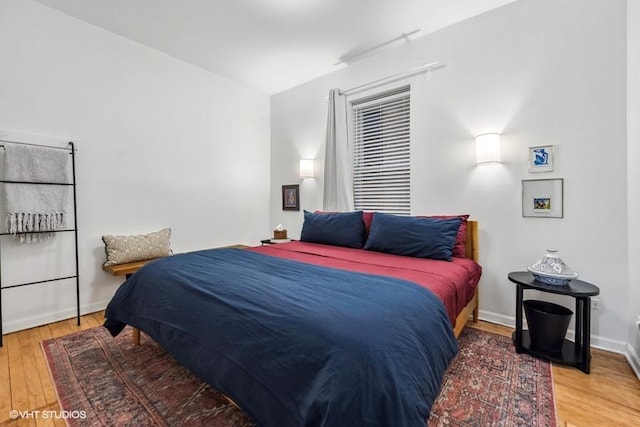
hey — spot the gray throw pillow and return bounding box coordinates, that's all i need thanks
[102,228,172,266]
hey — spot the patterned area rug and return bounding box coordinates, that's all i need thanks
[42,326,556,426]
[429,328,556,426]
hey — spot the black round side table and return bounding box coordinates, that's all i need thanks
[508,271,600,374]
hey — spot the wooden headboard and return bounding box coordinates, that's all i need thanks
[464,220,479,262]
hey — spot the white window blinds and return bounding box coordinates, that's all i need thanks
[351,86,411,215]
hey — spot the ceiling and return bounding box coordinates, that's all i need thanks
[34,0,517,95]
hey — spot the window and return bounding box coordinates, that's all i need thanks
[351,86,411,215]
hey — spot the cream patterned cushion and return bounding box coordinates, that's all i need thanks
[102,228,172,266]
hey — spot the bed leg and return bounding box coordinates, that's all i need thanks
[132,327,141,345]
[472,290,479,322]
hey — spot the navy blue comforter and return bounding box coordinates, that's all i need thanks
[104,248,458,427]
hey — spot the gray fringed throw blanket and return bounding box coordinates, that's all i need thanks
[1,144,70,243]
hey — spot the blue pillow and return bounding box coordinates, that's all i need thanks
[300,210,365,248]
[364,213,462,260]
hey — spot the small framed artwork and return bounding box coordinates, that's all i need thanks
[528,145,554,172]
[522,178,563,218]
[282,184,300,211]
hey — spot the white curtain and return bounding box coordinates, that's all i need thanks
[322,89,354,211]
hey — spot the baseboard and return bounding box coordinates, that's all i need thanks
[477,309,515,329]
[478,309,628,355]
[1,301,109,335]
[626,343,640,380]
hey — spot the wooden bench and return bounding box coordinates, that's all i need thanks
[103,258,162,345]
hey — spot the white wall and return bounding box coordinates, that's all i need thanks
[627,0,640,375]
[271,0,629,352]
[0,0,270,333]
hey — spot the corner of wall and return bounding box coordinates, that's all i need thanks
[628,0,640,372]
[626,342,640,380]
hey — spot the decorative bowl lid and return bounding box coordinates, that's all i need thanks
[527,249,578,280]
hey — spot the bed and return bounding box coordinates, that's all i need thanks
[104,212,481,426]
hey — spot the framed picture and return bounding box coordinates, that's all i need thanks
[522,178,563,218]
[282,184,300,211]
[528,145,554,172]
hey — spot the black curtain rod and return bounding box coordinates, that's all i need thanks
[0,139,75,151]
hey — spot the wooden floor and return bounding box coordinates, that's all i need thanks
[0,314,638,426]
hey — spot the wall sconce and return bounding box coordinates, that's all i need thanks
[475,133,501,164]
[299,159,315,179]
